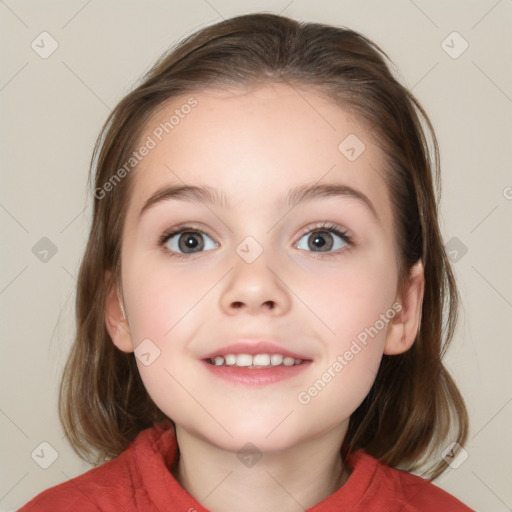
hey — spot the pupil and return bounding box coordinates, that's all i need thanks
[314,235,325,248]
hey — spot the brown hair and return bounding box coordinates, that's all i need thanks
[59,12,468,479]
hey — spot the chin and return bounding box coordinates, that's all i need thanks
[183,412,309,454]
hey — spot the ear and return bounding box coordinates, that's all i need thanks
[384,259,425,355]
[104,271,134,353]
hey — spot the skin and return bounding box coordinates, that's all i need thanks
[105,83,424,512]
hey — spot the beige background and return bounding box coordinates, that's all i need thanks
[1,1,511,511]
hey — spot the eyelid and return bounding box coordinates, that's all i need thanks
[158,222,217,245]
[294,221,352,241]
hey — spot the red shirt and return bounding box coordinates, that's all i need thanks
[19,421,474,511]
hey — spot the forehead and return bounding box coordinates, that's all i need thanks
[126,83,392,226]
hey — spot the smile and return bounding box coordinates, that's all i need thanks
[206,353,304,368]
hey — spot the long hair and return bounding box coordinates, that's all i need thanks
[59,12,468,479]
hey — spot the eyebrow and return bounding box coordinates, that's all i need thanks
[138,182,378,220]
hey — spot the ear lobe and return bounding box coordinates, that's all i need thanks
[104,272,134,353]
[384,260,425,355]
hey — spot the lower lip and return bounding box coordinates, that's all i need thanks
[201,360,312,386]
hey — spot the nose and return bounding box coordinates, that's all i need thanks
[219,253,291,316]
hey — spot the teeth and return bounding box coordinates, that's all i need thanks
[253,354,270,366]
[236,354,252,367]
[270,354,283,365]
[224,354,236,366]
[208,353,304,368]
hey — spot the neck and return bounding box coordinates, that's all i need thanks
[171,425,351,512]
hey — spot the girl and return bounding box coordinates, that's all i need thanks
[20,12,474,511]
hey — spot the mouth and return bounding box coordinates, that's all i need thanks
[205,353,306,368]
[201,357,311,386]
[200,341,312,385]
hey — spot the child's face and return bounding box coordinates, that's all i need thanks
[111,83,409,451]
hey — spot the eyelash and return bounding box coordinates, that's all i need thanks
[158,222,353,260]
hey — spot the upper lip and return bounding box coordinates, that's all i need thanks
[200,340,311,360]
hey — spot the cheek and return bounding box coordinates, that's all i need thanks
[122,257,209,422]
[295,266,397,419]
[123,255,211,343]
[293,244,398,345]
[292,244,398,407]
[121,256,216,409]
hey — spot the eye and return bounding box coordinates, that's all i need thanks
[295,223,351,255]
[158,222,351,259]
[160,226,218,257]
